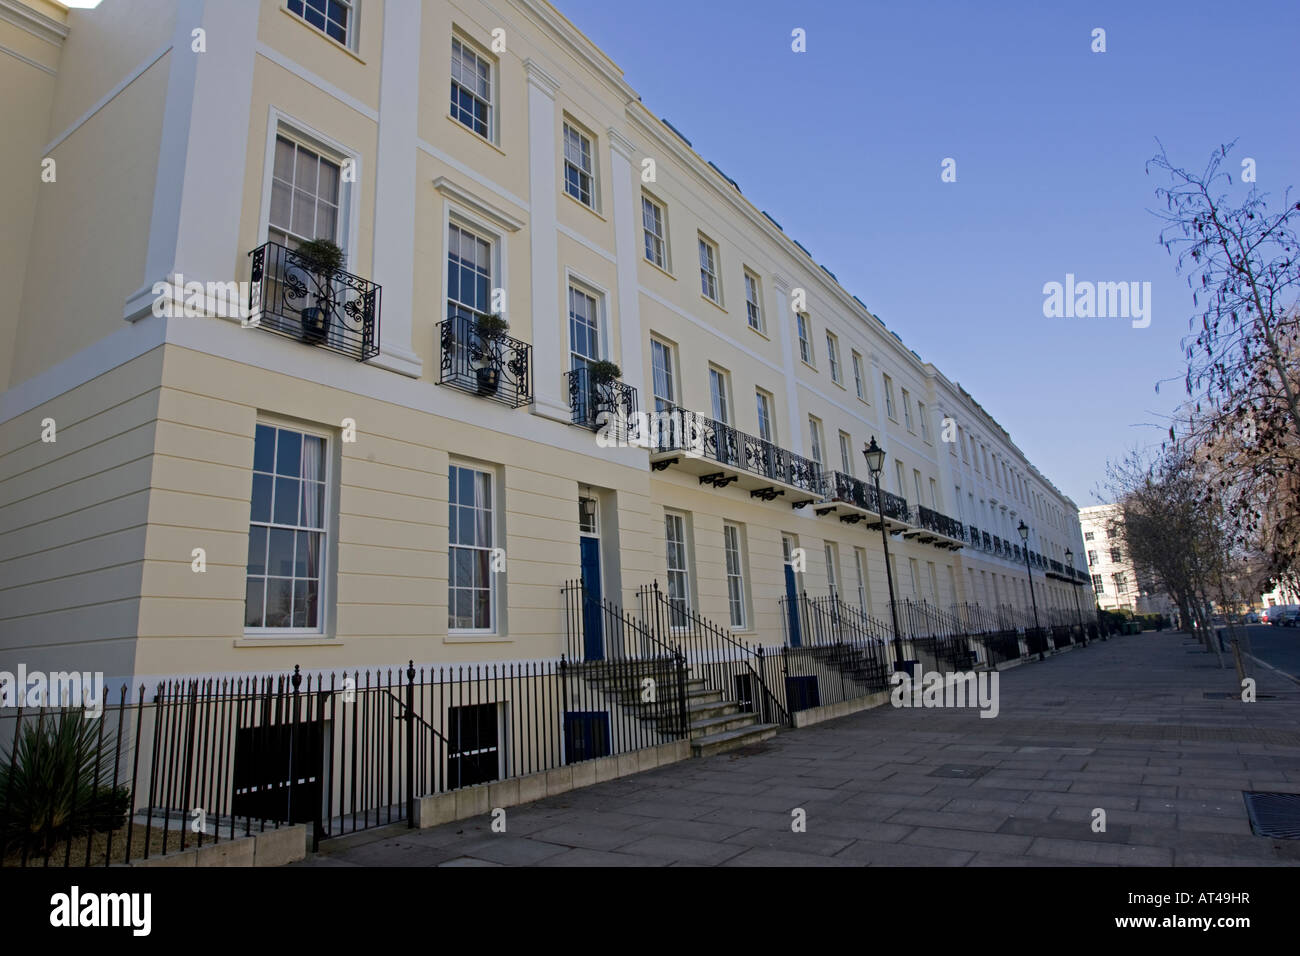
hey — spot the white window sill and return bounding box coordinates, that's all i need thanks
[235,635,342,648]
[280,6,366,64]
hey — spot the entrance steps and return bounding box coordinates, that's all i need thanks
[574,664,780,757]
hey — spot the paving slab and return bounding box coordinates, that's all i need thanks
[295,633,1300,867]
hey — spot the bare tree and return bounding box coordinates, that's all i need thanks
[1104,448,1236,660]
[1148,142,1300,588]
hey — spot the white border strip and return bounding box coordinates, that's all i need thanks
[0,41,54,74]
[42,42,172,154]
[254,42,379,122]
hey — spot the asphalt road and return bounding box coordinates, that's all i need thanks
[1235,623,1300,681]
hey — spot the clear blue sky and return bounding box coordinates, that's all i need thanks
[553,0,1300,507]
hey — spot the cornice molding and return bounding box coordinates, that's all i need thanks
[434,176,526,232]
[0,0,67,46]
[523,56,560,97]
[607,126,636,160]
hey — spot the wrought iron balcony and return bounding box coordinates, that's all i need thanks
[247,242,380,361]
[913,505,966,546]
[565,366,638,436]
[817,471,910,527]
[437,305,533,408]
[648,403,822,500]
[982,531,992,551]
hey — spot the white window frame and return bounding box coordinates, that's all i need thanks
[743,269,764,332]
[852,351,866,401]
[838,431,853,476]
[883,374,897,420]
[651,338,676,412]
[808,416,824,465]
[854,548,870,614]
[825,544,839,599]
[642,193,668,270]
[708,366,731,424]
[902,388,913,431]
[258,112,360,262]
[756,389,776,443]
[448,461,499,635]
[566,270,611,369]
[796,313,813,365]
[285,0,357,50]
[826,332,842,383]
[450,34,496,142]
[698,234,721,303]
[723,522,748,630]
[918,402,929,441]
[245,419,333,637]
[562,119,598,210]
[665,510,693,624]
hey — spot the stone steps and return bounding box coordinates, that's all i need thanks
[691,722,781,758]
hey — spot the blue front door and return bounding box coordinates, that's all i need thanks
[785,563,802,647]
[580,535,604,660]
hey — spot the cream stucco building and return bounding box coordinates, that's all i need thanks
[1078,504,1172,617]
[0,0,1093,688]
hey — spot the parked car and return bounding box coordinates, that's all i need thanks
[1269,605,1300,627]
[1244,611,1261,624]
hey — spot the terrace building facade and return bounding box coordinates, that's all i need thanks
[0,0,1093,692]
[1078,504,1171,617]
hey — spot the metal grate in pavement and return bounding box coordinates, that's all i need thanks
[1242,792,1300,839]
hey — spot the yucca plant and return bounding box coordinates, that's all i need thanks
[0,709,130,856]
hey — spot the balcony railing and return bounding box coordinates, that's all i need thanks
[565,366,638,437]
[982,531,992,551]
[914,504,965,542]
[819,471,910,524]
[437,305,533,408]
[247,242,380,361]
[649,403,822,495]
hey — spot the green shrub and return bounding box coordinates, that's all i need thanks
[0,710,130,855]
[474,313,510,340]
[293,237,345,275]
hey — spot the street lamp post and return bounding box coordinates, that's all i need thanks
[1066,547,1086,645]
[864,437,906,670]
[1018,520,1044,661]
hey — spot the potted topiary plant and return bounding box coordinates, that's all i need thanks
[293,238,345,343]
[472,313,509,394]
[586,359,622,385]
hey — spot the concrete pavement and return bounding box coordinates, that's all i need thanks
[295,632,1300,867]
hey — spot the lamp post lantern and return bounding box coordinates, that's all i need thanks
[1018,520,1044,660]
[864,437,905,669]
[1066,547,1086,645]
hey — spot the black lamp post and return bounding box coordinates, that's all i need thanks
[864,437,905,669]
[1066,547,1086,645]
[1018,520,1044,660]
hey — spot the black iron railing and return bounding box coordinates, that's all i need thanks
[777,593,895,704]
[247,241,380,361]
[0,653,696,867]
[914,504,965,541]
[819,471,910,523]
[437,305,533,408]
[637,583,790,728]
[889,599,976,671]
[649,403,821,495]
[565,366,638,436]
